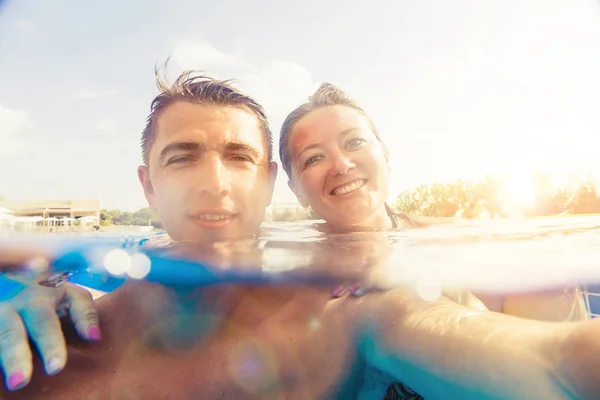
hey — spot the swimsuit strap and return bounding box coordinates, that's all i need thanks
[385,203,402,229]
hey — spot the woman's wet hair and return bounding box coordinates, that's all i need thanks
[278,83,388,179]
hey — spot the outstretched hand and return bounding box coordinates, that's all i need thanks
[0,245,101,391]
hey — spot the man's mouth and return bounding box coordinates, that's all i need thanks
[190,211,236,228]
[330,180,367,196]
[196,214,232,221]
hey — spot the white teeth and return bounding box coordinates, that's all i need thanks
[198,214,230,221]
[332,180,365,195]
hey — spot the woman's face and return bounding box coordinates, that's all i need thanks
[286,105,390,228]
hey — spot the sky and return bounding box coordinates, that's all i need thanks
[0,0,599,211]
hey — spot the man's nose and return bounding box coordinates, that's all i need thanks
[198,155,231,197]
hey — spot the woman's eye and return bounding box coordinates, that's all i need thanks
[305,155,322,167]
[347,138,365,149]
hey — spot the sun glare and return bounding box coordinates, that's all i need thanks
[502,176,535,207]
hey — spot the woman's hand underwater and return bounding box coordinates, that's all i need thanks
[330,281,489,311]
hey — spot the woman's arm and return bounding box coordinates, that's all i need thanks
[476,287,588,322]
[502,288,588,321]
[360,289,588,399]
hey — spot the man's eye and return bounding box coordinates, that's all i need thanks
[167,157,191,165]
[230,155,253,162]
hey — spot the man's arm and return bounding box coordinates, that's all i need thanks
[360,289,589,399]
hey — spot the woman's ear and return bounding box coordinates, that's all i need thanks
[288,180,309,208]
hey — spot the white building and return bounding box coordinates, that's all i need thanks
[0,199,101,232]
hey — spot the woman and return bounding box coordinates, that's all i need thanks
[279,83,417,233]
[278,81,586,319]
[277,82,588,398]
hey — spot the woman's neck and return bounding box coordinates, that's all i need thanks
[322,205,394,233]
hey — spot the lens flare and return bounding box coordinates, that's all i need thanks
[103,249,131,276]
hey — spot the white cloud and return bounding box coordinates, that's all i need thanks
[238,61,317,117]
[0,106,29,157]
[94,117,118,134]
[14,18,34,32]
[169,40,318,125]
[235,62,318,202]
[171,40,251,71]
[74,89,119,99]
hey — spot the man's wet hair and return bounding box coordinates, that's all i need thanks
[141,63,272,165]
[278,82,388,179]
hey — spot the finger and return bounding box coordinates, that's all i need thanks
[442,289,467,304]
[461,292,489,312]
[0,309,32,390]
[19,302,67,376]
[330,285,348,298]
[349,284,369,297]
[65,285,101,341]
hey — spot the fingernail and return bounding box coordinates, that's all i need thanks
[348,284,362,295]
[46,357,63,375]
[330,285,347,298]
[7,372,25,391]
[88,326,102,341]
[352,287,368,297]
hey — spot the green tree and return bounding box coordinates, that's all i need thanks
[568,183,600,214]
[132,207,162,228]
[107,209,122,224]
[477,175,505,218]
[422,182,460,217]
[453,180,482,219]
[396,184,430,215]
[99,209,113,226]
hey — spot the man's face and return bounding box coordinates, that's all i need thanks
[138,101,277,242]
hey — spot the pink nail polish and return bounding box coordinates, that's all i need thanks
[330,285,347,298]
[348,284,362,294]
[7,371,25,391]
[88,326,102,341]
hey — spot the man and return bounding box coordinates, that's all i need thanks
[0,69,599,399]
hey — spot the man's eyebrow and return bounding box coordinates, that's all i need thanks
[225,141,262,160]
[159,141,202,163]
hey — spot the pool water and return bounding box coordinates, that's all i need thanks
[57,215,600,317]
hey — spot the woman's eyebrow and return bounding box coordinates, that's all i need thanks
[339,127,361,137]
[298,143,321,158]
